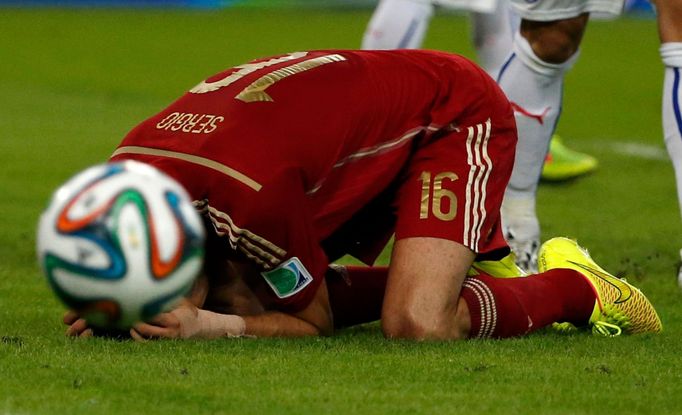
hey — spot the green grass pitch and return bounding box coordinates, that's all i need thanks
[1,7,682,414]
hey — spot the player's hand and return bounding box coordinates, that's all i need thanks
[130,301,246,341]
[63,310,93,338]
[130,302,199,341]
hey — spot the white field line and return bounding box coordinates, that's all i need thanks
[591,140,669,161]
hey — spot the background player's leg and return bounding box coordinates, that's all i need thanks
[497,15,587,273]
[362,0,434,49]
[655,0,682,286]
[470,0,516,77]
[472,2,597,183]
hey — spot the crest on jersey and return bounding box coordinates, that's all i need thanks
[261,257,313,299]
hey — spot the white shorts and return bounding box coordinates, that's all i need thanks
[510,0,625,20]
[432,0,499,13]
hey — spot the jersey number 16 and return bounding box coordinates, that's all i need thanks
[420,171,458,221]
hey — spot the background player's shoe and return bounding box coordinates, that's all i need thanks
[538,237,663,336]
[468,252,528,278]
[503,226,539,274]
[501,197,540,274]
[541,135,598,182]
[551,322,578,334]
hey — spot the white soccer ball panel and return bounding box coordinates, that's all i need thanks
[38,226,112,270]
[37,160,205,330]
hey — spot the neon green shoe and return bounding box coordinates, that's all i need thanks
[541,135,598,182]
[538,237,662,336]
[551,322,579,334]
[467,252,528,278]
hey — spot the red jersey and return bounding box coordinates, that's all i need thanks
[111,50,516,311]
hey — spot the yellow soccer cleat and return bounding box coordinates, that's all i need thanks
[467,251,528,278]
[550,322,578,334]
[538,237,662,336]
[541,135,598,182]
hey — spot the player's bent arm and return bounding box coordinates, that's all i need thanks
[186,271,209,308]
[131,277,334,339]
[243,279,334,337]
[200,258,334,337]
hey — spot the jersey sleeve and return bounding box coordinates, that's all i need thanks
[205,169,329,312]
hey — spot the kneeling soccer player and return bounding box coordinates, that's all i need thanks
[63,50,662,340]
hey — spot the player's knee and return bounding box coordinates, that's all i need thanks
[381,313,439,340]
[520,15,588,64]
[381,308,466,341]
[523,29,579,64]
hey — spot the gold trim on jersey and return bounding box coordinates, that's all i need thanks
[332,125,437,168]
[189,52,309,95]
[112,146,262,192]
[235,54,347,103]
[193,199,209,213]
[306,123,441,195]
[205,204,287,270]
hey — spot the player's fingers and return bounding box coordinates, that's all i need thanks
[148,312,176,328]
[66,318,89,337]
[129,328,148,343]
[63,310,79,325]
[132,322,173,339]
[79,328,93,338]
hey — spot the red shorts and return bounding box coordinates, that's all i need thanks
[323,108,516,264]
[395,115,516,257]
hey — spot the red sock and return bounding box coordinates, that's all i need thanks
[461,269,597,339]
[326,265,389,329]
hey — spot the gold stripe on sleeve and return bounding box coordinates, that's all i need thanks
[112,146,262,192]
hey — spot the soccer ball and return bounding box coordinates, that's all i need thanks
[37,160,205,330]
